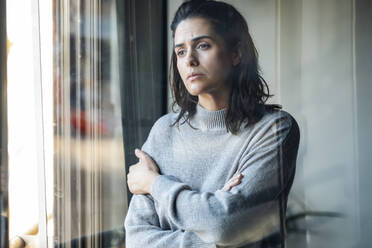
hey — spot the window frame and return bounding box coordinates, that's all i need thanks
[0,0,8,246]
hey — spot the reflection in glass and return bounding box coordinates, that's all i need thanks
[51,0,166,247]
[53,0,126,246]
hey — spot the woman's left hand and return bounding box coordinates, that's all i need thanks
[127,149,160,195]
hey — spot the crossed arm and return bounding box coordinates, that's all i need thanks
[125,153,242,248]
[124,194,217,248]
[124,114,299,248]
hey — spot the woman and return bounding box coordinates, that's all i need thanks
[125,0,300,247]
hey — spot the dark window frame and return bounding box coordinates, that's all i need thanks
[0,0,9,246]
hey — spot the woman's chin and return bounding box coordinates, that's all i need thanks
[185,82,205,96]
[186,88,204,97]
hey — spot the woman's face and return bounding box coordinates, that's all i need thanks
[174,17,236,97]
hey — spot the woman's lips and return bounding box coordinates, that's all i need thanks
[187,74,204,81]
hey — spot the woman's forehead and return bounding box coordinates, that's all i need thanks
[174,17,217,45]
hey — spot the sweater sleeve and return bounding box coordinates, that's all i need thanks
[150,113,300,247]
[124,116,217,248]
[124,194,216,248]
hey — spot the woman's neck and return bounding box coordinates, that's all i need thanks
[198,86,230,111]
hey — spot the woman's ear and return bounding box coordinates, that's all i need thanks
[232,44,242,66]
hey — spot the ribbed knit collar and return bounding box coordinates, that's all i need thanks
[190,104,227,131]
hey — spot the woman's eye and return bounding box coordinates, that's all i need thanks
[177,49,186,56]
[197,43,210,50]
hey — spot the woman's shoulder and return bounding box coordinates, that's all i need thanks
[262,107,297,125]
[249,107,299,136]
[149,111,179,135]
[260,107,300,139]
[142,112,178,152]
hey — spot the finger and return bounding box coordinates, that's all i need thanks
[128,182,135,194]
[221,184,230,191]
[233,173,243,180]
[223,176,239,190]
[222,182,234,191]
[128,163,137,172]
[134,149,141,159]
[230,178,242,188]
[228,173,241,182]
[224,176,242,190]
[222,180,235,191]
[126,171,133,181]
[135,148,149,160]
[233,171,240,176]
[230,174,238,181]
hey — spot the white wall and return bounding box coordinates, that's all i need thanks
[278,1,359,247]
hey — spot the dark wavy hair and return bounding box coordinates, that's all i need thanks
[170,0,281,134]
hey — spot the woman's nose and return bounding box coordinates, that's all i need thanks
[185,50,199,67]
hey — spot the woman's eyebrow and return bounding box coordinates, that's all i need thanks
[174,35,214,48]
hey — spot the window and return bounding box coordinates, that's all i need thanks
[3,0,372,247]
[7,0,166,247]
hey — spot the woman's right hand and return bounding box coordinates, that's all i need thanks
[221,172,243,191]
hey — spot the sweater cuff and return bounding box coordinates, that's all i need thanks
[150,175,185,202]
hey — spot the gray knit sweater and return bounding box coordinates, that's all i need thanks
[124,104,300,248]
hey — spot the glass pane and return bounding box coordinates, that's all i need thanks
[212,0,371,247]
[51,0,166,247]
[52,0,127,246]
[7,0,43,246]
